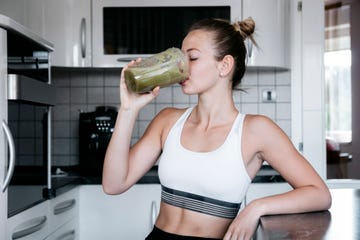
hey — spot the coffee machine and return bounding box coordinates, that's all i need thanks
[79,106,117,176]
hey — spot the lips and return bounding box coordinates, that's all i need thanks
[179,78,189,86]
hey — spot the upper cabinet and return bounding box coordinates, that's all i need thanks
[0,0,92,67]
[243,0,289,69]
[0,0,289,69]
[42,0,92,67]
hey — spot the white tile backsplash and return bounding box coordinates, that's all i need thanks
[241,87,259,103]
[51,67,291,166]
[276,86,291,102]
[155,87,173,103]
[259,71,276,85]
[242,71,258,86]
[259,103,276,119]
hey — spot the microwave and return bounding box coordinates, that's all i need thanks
[92,0,242,67]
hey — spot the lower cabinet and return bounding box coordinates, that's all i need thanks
[46,187,79,240]
[6,187,79,240]
[78,184,161,240]
[47,188,79,235]
[6,200,50,240]
[245,183,292,205]
[45,218,79,240]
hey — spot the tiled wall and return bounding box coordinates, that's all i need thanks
[8,102,47,166]
[51,68,291,167]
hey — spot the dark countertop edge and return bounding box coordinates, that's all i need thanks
[47,165,284,199]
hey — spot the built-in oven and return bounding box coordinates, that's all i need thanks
[92,0,240,67]
[0,18,55,217]
[6,74,55,217]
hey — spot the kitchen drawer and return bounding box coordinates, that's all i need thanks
[45,217,79,240]
[48,187,79,234]
[6,200,49,240]
[79,184,161,240]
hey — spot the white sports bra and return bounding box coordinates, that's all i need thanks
[158,107,251,219]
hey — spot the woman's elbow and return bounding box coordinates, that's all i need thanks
[324,190,332,210]
[319,186,332,211]
[102,180,128,195]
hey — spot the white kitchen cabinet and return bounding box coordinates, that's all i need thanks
[5,187,80,240]
[45,217,79,240]
[42,0,92,67]
[48,187,79,237]
[289,0,326,178]
[0,0,44,37]
[242,0,289,69]
[244,183,292,205]
[0,0,92,67]
[79,184,161,240]
[6,200,50,240]
[0,1,28,27]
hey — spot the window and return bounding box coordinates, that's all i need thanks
[324,3,352,143]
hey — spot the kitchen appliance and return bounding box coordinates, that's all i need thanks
[6,72,55,218]
[79,106,117,177]
[92,0,240,67]
[0,14,54,218]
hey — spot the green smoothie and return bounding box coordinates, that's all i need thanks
[124,48,189,93]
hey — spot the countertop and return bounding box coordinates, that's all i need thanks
[48,164,284,198]
[255,188,360,239]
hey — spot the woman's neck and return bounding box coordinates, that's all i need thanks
[192,91,238,127]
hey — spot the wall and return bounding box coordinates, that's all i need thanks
[51,68,292,167]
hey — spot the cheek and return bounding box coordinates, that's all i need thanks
[190,61,217,79]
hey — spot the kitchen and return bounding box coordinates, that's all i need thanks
[0,0,360,239]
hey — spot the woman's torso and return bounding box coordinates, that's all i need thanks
[155,107,252,238]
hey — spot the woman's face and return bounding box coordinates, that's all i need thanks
[180,29,222,95]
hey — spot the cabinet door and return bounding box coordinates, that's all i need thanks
[79,184,161,240]
[243,0,288,69]
[42,0,91,67]
[0,0,27,26]
[45,217,79,240]
[48,187,79,235]
[6,200,49,240]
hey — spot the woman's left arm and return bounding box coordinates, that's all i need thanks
[223,115,331,240]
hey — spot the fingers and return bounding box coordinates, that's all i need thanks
[223,232,250,240]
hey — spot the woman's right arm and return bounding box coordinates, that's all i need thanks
[102,61,161,195]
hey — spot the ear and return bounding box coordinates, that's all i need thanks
[218,55,235,77]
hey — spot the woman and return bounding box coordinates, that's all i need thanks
[102,18,332,240]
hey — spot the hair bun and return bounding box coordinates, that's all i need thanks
[233,17,255,40]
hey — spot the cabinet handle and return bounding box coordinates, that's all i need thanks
[54,199,76,215]
[246,39,253,59]
[12,216,47,239]
[56,229,76,240]
[1,120,15,192]
[80,18,86,59]
[150,201,157,226]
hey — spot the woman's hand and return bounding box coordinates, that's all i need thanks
[120,59,160,111]
[223,201,263,240]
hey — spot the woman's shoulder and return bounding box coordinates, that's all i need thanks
[152,107,188,126]
[244,113,274,126]
[243,114,282,136]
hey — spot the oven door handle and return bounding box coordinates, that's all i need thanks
[2,120,15,192]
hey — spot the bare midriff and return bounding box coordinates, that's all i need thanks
[155,202,233,238]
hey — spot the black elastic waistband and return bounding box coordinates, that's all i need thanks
[161,185,241,219]
[146,226,221,240]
